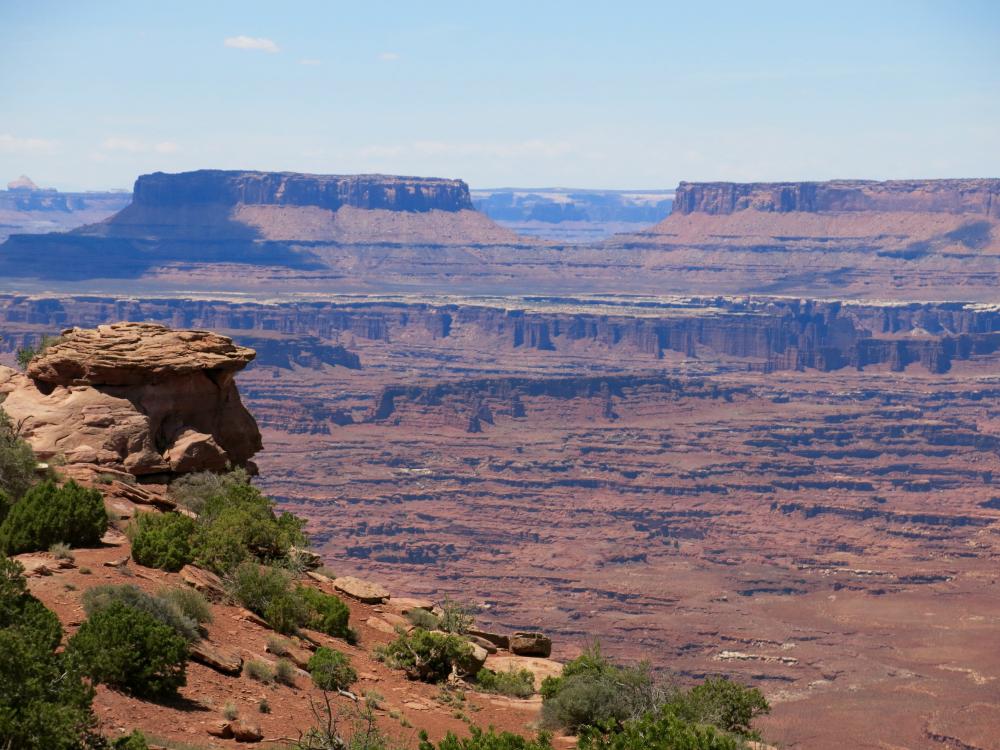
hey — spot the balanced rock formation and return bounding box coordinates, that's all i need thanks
[0,322,261,476]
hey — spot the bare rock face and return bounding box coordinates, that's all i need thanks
[671,179,1000,216]
[0,322,261,476]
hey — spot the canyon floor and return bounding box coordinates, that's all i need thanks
[2,292,999,748]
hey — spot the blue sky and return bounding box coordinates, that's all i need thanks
[1,1,998,190]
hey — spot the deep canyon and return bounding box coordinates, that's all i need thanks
[0,171,998,748]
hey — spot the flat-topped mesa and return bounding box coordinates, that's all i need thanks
[0,322,261,476]
[59,168,517,246]
[132,170,474,212]
[672,179,1000,216]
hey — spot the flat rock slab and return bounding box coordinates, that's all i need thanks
[180,565,227,602]
[334,575,390,604]
[484,655,564,690]
[509,632,552,658]
[190,640,243,676]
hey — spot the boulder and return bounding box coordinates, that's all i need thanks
[333,575,389,604]
[386,596,435,615]
[190,640,243,676]
[456,640,489,675]
[290,546,323,569]
[468,635,498,654]
[231,720,263,743]
[365,616,398,635]
[468,628,510,650]
[0,323,261,477]
[179,565,227,602]
[509,632,552,658]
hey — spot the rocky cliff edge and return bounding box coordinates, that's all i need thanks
[0,322,261,475]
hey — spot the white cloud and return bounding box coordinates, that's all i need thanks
[378,52,400,62]
[299,58,321,66]
[0,133,59,155]
[100,137,180,155]
[224,35,279,53]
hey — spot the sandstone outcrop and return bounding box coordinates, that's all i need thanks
[0,322,261,476]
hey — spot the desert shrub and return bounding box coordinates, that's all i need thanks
[258,697,271,714]
[15,334,61,370]
[191,481,307,575]
[0,408,38,502]
[376,628,473,683]
[576,709,741,750]
[669,678,770,740]
[49,541,74,560]
[158,586,213,626]
[111,730,151,750]
[229,561,309,635]
[297,584,351,639]
[0,480,107,554]
[418,727,553,750]
[0,595,100,750]
[438,598,477,635]
[292,703,392,750]
[540,643,660,733]
[222,701,239,721]
[244,658,275,683]
[406,607,440,630]
[82,584,200,642]
[275,657,297,686]
[67,601,188,699]
[476,667,536,698]
[168,467,251,514]
[267,634,291,655]
[129,511,195,572]
[308,647,357,691]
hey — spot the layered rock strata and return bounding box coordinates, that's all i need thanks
[0,322,261,475]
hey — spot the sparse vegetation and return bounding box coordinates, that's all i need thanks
[376,628,474,683]
[438,598,477,635]
[292,700,393,750]
[83,584,201,642]
[168,467,251,515]
[577,709,742,750]
[308,647,357,691]
[129,511,195,572]
[222,701,239,721]
[475,667,536,698]
[275,657,298,686]
[0,408,37,506]
[417,727,553,750]
[0,479,107,554]
[540,642,769,743]
[258,697,272,714]
[539,643,663,733]
[111,730,152,750]
[15,334,62,370]
[244,658,275,683]
[267,634,292,655]
[158,585,213,626]
[67,600,188,699]
[405,607,440,630]
[49,541,74,560]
